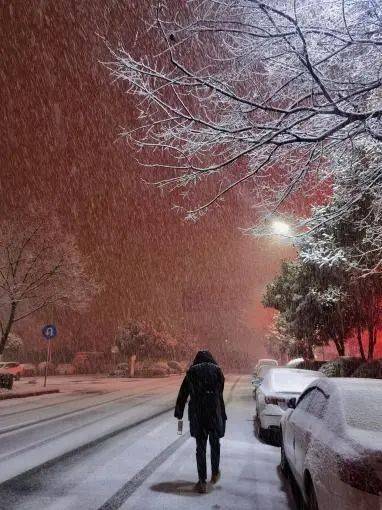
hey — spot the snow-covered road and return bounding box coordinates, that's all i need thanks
[0,376,297,509]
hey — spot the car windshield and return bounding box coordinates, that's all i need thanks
[343,388,382,432]
[259,359,277,366]
[268,370,321,393]
[258,365,274,378]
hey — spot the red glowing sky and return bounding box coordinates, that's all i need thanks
[0,1,295,359]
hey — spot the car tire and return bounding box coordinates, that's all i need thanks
[256,415,268,441]
[280,438,290,476]
[306,477,319,510]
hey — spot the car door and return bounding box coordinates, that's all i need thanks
[295,388,329,482]
[284,389,314,481]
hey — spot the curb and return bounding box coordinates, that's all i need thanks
[0,389,60,400]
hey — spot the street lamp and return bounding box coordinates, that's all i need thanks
[271,219,291,236]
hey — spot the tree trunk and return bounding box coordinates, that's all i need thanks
[0,302,17,355]
[306,343,314,360]
[333,336,345,357]
[357,325,366,361]
[367,325,375,360]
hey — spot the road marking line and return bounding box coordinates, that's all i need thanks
[97,432,191,510]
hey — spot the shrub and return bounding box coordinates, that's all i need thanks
[116,363,129,370]
[319,357,364,377]
[136,361,169,378]
[37,362,56,375]
[167,361,183,373]
[56,363,76,375]
[0,372,14,390]
[353,359,382,379]
[21,363,37,376]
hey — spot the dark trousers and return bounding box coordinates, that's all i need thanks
[195,430,220,482]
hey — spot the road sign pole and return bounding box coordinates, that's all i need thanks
[44,340,51,388]
[42,308,56,387]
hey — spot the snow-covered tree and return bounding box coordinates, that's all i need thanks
[0,217,99,355]
[116,320,178,360]
[2,333,23,360]
[263,258,355,357]
[106,0,382,225]
[265,313,300,359]
[265,147,382,359]
[299,152,382,358]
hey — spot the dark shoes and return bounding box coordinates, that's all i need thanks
[195,471,221,493]
[211,470,221,484]
[194,481,208,494]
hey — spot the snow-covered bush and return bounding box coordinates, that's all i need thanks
[167,361,183,373]
[20,363,37,376]
[37,362,56,375]
[56,363,75,375]
[353,360,382,379]
[136,361,169,378]
[319,358,363,378]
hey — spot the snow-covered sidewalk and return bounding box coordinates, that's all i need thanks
[106,378,296,510]
[0,374,181,402]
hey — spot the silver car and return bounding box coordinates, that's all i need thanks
[280,378,382,510]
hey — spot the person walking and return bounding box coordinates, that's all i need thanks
[175,350,227,494]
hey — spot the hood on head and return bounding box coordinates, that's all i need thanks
[192,350,218,366]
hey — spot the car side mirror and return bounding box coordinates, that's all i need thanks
[288,398,296,409]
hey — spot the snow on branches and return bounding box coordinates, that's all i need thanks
[106,0,382,223]
[0,217,99,354]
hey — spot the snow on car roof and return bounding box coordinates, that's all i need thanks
[337,379,382,433]
[264,368,324,393]
[316,377,382,393]
[314,378,382,436]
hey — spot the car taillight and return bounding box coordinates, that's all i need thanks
[265,396,285,405]
[338,456,382,495]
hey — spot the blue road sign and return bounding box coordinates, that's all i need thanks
[42,324,57,340]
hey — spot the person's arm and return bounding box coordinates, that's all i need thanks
[174,374,190,419]
[220,370,227,420]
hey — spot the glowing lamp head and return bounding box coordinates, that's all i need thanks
[271,220,291,236]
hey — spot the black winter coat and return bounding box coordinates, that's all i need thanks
[174,359,227,438]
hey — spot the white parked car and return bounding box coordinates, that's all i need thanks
[253,358,278,375]
[252,364,278,397]
[280,378,382,510]
[255,368,324,441]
